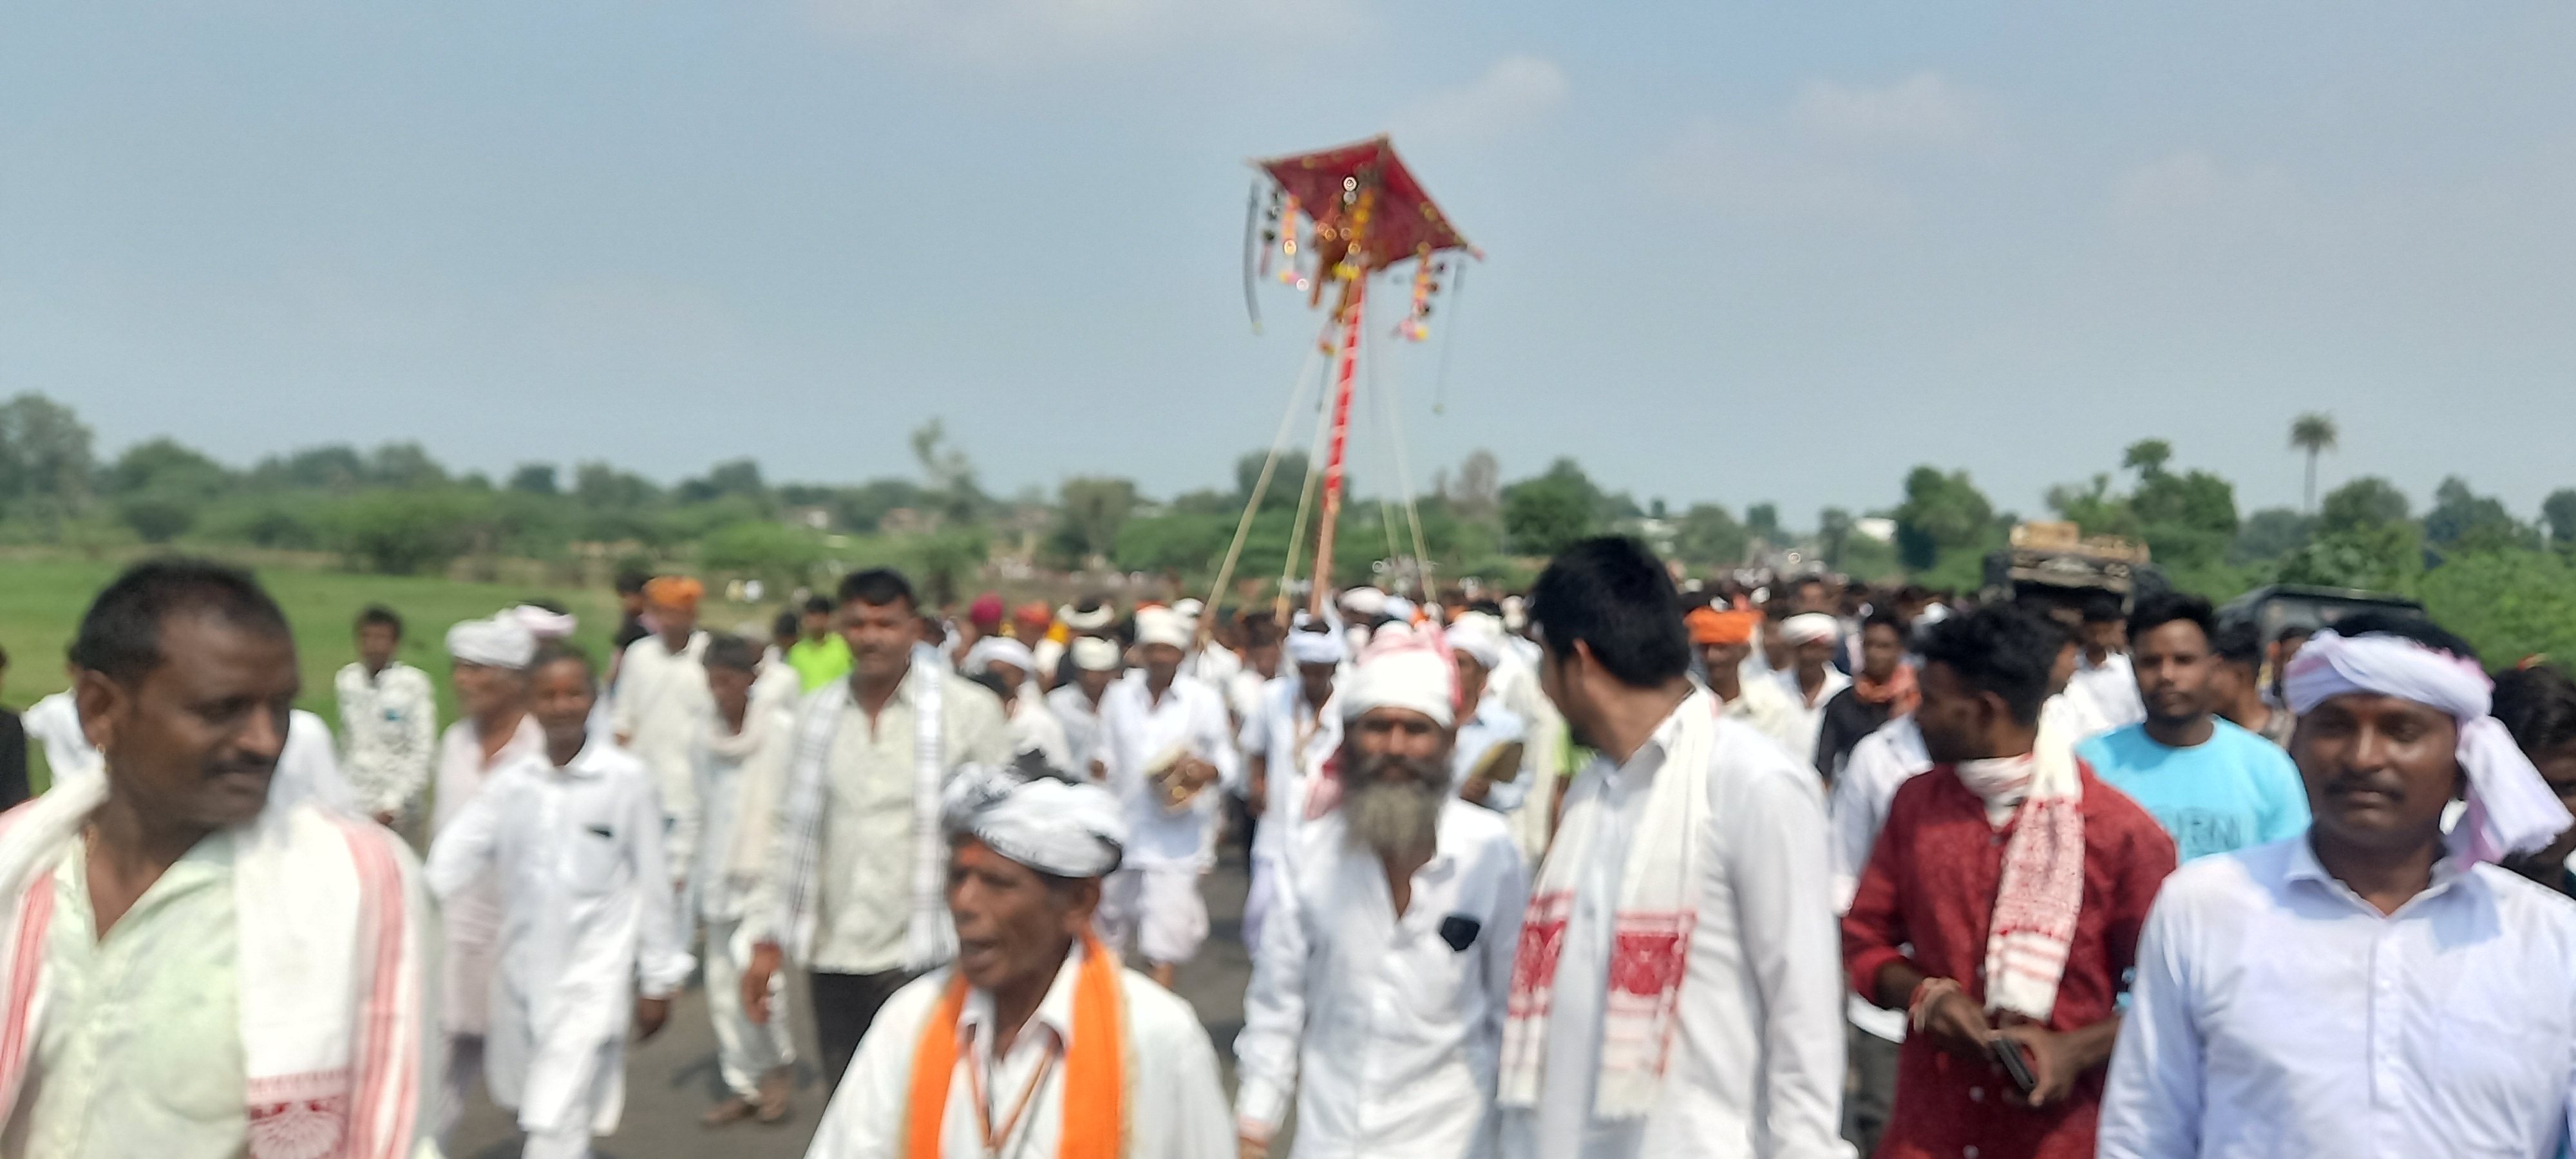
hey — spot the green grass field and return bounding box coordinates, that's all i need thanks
[0,554,780,790]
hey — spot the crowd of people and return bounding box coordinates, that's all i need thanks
[4,541,2576,1158]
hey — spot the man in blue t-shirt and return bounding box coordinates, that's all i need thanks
[2075,590,2308,862]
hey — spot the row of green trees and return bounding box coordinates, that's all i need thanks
[10,391,2576,657]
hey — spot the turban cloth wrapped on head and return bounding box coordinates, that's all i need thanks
[940,764,1126,878]
[1686,607,1757,646]
[2284,630,2574,864]
[1341,621,1458,729]
[643,576,703,610]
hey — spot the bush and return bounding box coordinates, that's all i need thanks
[700,520,825,586]
[118,492,199,544]
[323,489,481,575]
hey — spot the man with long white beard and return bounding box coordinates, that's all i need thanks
[1236,624,1530,1159]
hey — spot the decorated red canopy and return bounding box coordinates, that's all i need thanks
[1252,135,1477,279]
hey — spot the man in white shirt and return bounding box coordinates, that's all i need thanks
[690,636,800,1128]
[805,764,1235,1158]
[334,603,437,829]
[1686,607,1807,759]
[1237,623,1530,1159]
[2064,594,2146,730]
[744,567,1012,1088]
[2099,615,2576,1158]
[0,559,437,1158]
[1097,605,1239,989]
[432,605,566,1144]
[1237,625,1345,954]
[967,637,1072,774]
[1448,621,1529,814]
[1777,613,1852,773]
[428,643,692,1159]
[1497,538,1852,1159]
[612,576,714,874]
[1046,636,1123,782]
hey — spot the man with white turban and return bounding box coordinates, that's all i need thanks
[1236,623,1346,950]
[967,636,1074,775]
[1046,636,1124,783]
[806,766,1233,1158]
[432,603,570,1143]
[1777,611,1852,773]
[1095,605,1239,988]
[1236,623,1530,1159]
[1446,616,1530,815]
[2101,614,2576,1158]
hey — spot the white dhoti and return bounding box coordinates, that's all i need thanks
[1099,865,1208,966]
[439,879,502,1144]
[703,915,796,1097]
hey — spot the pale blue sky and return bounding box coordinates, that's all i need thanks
[6,3,2575,524]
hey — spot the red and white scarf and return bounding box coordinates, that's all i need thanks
[0,773,430,1159]
[1952,711,2085,1022]
[1498,690,1718,1117]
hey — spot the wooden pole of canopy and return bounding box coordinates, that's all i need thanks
[1309,278,1365,617]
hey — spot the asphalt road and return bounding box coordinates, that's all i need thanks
[451,856,1260,1158]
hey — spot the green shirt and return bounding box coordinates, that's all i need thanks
[786,635,855,693]
[4,833,247,1159]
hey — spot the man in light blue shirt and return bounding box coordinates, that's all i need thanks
[2075,592,2307,863]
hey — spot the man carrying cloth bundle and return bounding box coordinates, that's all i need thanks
[2100,614,2576,1157]
[804,765,1233,1158]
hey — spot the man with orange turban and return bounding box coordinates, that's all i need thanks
[1687,605,1807,758]
[616,574,714,878]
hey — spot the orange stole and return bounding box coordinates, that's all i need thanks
[903,934,1127,1159]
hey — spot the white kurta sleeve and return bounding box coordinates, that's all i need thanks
[1148,1004,1241,1159]
[1197,692,1243,796]
[1232,854,1312,1138]
[803,983,930,1159]
[1828,739,1888,914]
[401,670,438,805]
[1723,762,1853,1158]
[1481,836,1532,1054]
[424,774,507,900]
[626,777,696,998]
[2096,892,2204,1159]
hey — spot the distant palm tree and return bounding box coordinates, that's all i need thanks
[2290,412,2339,513]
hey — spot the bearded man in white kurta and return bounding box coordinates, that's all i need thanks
[1237,623,1530,1159]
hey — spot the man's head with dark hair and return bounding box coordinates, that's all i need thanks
[1913,604,2059,764]
[705,634,762,674]
[772,609,802,650]
[2076,589,2126,661]
[1528,537,1692,753]
[2206,619,2271,725]
[2126,592,2220,733]
[705,634,762,724]
[353,604,402,675]
[2494,665,2576,885]
[71,558,299,831]
[838,567,917,613]
[614,568,652,617]
[1859,608,1908,682]
[528,641,598,759]
[838,568,921,688]
[2211,621,2264,672]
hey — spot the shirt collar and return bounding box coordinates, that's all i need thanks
[959,939,1088,1059]
[551,739,616,779]
[2284,833,2476,912]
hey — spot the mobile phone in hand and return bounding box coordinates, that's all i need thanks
[1989,1036,2039,1095]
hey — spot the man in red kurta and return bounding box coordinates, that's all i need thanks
[1841,604,2174,1159]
